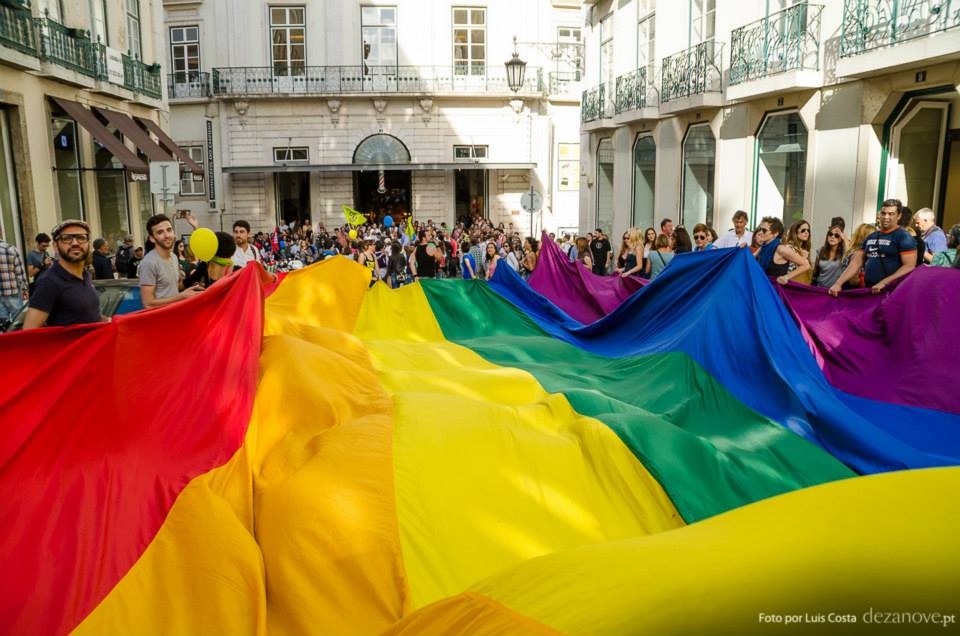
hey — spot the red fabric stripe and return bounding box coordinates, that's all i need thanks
[0,266,263,635]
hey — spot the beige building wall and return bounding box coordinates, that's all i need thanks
[1,0,170,255]
[580,0,960,243]
[165,0,586,235]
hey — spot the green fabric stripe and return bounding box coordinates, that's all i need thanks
[421,279,855,523]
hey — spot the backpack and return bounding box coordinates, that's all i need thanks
[116,245,133,276]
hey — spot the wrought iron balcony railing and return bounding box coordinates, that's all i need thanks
[580,84,607,122]
[730,3,824,85]
[661,39,724,103]
[168,72,211,99]
[35,15,97,77]
[0,4,37,56]
[548,71,581,96]
[211,65,544,96]
[840,0,960,57]
[615,67,650,113]
[123,53,162,99]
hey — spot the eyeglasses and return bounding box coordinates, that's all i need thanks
[829,232,842,239]
[694,234,707,240]
[57,234,89,244]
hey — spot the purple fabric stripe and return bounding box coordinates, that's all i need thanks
[776,267,960,415]
[528,233,646,324]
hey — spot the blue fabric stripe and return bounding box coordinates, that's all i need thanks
[488,247,960,474]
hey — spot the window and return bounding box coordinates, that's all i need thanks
[89,0,108,45]
[681,124,716,227]
[596,138,614,236]
[887,102,947,215]
[39,0,65,23]
[599,14,614,87]
[558,143,579,191]
[453,7,485,76]
[127,0,142,58]
[361,6,397,68]
[557,27,582,79]
[632,136,655,228]
[690,0,715,46]
[271,6,306,76]
[0,110,23,253]
[179,146,205,196]
[453,145,488,160]
[637,11,655,76]
[756,112,809,221]
[170,26,201,83]
[274,146,309,163]
[51,117,84,223]
[94,129,131,248]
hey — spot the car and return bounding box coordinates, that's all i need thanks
[1,279,143,333]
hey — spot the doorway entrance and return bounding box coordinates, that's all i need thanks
[942,131,960,231]
[275,172,310,227]
[455,169,486,221]
[886,100,948,213]
[354,170,411,223]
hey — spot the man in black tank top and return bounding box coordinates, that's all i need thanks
[412,230,438,279]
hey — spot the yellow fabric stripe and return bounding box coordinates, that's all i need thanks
[463,466,960,635]
[355,282,683,610]
[76,262,409,636]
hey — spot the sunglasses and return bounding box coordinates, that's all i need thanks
[756,227,770,235]
[694,234,707,240]
[799,228,810,234]
[829,232,842,239]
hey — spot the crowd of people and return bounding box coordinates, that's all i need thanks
[2,199,956,330]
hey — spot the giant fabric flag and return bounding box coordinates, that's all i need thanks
[1,251,958,635]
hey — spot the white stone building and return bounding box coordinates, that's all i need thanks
[163,0,585,235]
[579,0,960,242]
[1,0,193,252]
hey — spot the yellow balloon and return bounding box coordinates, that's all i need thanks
[348,229,358,240]
[190,227,218,262]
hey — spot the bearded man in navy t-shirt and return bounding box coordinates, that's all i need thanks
[830,199,917,296]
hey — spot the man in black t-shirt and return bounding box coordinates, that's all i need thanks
[590,228,612,275]
[23,220,104,329]
[411,230,439,279]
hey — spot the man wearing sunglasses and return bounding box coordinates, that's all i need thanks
[23,220,104,329]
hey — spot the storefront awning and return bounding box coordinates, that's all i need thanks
[92,107,174,164]
[222,162,536,174]
[134,116,204,175]
[50,97,148,174]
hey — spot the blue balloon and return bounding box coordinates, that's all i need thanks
[383,215,394,228]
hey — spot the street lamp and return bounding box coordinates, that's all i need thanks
[504,36,527,93]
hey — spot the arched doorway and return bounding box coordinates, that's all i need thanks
[352,133,412,224]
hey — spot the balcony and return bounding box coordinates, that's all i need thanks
[122,54,162,99]
[168,72,211,99]
[547,71,582,100]
[660,39,724,113]
[0,4,37,57]
[730,4,823,84]
[838,0,960,76]
[727,3,824,101]
[580,82,613,123]
[840,0,960,55]
[210,65,544,97]
[35,15,97,78]
[613,66,660,121]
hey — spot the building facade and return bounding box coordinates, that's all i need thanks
[580,0,960,242]
[1,0,197,255]
[163,0,585,235]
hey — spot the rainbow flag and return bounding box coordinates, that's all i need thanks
[1,251,958,635]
